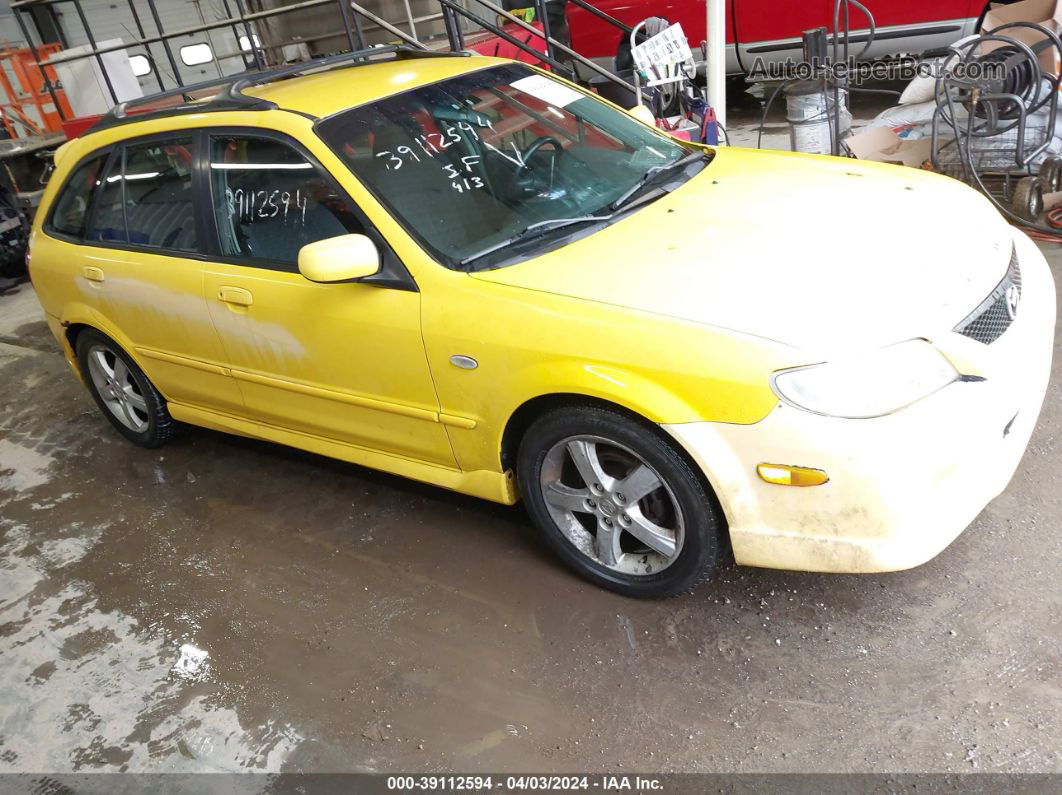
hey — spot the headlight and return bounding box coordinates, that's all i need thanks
[771,339,959,419]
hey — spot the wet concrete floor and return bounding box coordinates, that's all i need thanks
[1,248,1060,774]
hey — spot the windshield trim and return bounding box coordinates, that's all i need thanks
[314,64,707,271]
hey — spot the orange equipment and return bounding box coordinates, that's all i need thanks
[0,43,74,138]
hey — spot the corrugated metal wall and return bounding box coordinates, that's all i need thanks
[0,0,255,95]
[51,0,251,89]
[0,0,469,118]
[248,0,447,58]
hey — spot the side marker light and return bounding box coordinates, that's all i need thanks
[757,463,829,487]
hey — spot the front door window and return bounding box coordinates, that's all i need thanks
[208,135,365,270]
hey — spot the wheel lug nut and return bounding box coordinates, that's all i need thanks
[587,499,596,508]
[592,482,602,492]
[603,518,613,527]
[615,493,626,503]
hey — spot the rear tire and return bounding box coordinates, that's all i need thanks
[517,405,727,598]
[76,329,178,448]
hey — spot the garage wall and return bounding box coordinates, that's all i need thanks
[48,0,251,88]
[248,0,447,57]
[0,0,462,119]
[0,1,24,45]
[0,0,254,95]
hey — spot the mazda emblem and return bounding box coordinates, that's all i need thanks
[1005,284,1021,320]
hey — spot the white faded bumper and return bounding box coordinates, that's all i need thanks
[664,232,1056,574]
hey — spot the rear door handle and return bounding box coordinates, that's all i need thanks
[82,266,105,283]
[218,286,253,307]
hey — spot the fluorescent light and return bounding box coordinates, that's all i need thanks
[209,162,312,170]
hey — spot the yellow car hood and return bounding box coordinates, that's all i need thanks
[472,148,1013,354]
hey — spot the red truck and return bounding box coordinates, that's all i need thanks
[470,0,995,74]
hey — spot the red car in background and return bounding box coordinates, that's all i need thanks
[469,0,995,74]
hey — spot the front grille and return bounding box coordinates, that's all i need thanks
[954,249,1022,345]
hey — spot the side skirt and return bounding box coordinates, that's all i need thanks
[167,401,518,505]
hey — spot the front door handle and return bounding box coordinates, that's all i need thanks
[218,286,253,307]
[82,266,105,283]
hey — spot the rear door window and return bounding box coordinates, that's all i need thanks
[85,136,199,252]
[123,138,199,251]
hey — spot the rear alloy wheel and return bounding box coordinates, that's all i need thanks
[76,329,178,448]
[518,406,726,597]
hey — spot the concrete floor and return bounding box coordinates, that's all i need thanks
[1,106,1061,773]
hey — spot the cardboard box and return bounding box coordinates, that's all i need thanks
[982,0,1062,76]
[846,126,934,168]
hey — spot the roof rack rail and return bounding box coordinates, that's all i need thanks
[87,45,468,135]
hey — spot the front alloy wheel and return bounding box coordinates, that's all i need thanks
[540,435,684,576]
[519,406,726,598]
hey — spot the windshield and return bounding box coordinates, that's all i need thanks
[316,64,700,269]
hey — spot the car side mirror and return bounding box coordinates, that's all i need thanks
[626,104,656,126]
[298,234,380,283]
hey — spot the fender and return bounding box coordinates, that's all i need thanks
[58,302,157,386]
[501,358,712,426]
[445,354,779,476]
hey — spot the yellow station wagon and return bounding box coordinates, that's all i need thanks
[29,47,1055,597]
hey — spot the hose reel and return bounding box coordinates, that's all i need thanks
[932,22,1062,231]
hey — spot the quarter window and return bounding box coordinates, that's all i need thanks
[47,153,107,238]
[208,135,364,269]
[86,153,127,243]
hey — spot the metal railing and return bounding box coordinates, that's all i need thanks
[438,0,634,93]
[10,0,636,125]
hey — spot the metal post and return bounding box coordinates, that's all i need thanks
[71,0,120,104]
[11,7,67,122]
[706,0,726,129]
[337,0,358,53]
[234,0,265,70]
[442,4,464,51]
[125,0,166,92]
[401,0,418,40]
[144,0,184,86]
[350,6,368,50]
[348,1,428,49]
[219,0,251,68]
[532,0,555,64]
[531,0,573,78]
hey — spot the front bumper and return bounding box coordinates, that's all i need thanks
[664,231,1056,573]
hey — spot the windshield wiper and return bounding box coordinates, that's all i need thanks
[459,215,611,267]
[609,151,709,212]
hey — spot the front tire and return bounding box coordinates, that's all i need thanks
[76,329,178,448]
[517,406,726,598]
